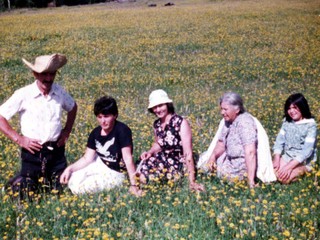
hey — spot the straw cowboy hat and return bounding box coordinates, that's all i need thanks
[148,89,173,109]
[22,54,67,73]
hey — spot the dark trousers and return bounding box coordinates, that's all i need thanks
[8,142,67,199]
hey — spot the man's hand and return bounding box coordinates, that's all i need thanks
[17,135,42,154]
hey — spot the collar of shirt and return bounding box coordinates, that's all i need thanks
[295,118,315,125]
[32,80,58,99]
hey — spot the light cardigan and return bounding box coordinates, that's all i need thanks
[197,115,277,183]
[273,118,317,165]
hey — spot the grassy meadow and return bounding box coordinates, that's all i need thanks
[0,0,320,238]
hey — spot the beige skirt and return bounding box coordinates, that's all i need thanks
[68,156,125,194]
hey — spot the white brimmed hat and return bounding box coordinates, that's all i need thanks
[148,89,173,109]
[22,54,67,73]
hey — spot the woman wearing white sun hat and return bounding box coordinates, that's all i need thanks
[137,89,204,192]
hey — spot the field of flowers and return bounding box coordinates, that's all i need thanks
[0,0,319,238]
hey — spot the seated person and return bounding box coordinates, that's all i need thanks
[137,89,204,192]
[60,96,141,196]
[205,92,273,187]
[273,93,317,184]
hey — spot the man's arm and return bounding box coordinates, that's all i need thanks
[0,115,42,153]
[0,115,21,144]
[57,102,77,147]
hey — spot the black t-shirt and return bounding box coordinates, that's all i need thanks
[87,121,133,172]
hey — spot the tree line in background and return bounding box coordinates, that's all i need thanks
[1,0,113,10]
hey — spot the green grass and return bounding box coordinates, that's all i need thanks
[0,0,319,239]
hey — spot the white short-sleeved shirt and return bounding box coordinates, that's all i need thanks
[0,80,75,144]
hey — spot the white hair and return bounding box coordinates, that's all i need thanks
[219,92,246,113]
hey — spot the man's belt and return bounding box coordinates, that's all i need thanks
[42,141,58,151]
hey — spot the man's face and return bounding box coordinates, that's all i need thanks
[34,71,56,94]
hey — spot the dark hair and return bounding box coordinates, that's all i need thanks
[94,96,118,117]
[148,103,175,115]
[284,93,312,121]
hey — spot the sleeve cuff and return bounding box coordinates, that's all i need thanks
[273,149,282,155]
[295,156,305,163]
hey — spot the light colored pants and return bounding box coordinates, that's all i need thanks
[68,157,125,194]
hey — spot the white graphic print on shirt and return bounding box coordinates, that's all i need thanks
[95,137,117,162]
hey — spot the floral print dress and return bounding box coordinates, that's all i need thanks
[139,114,185,182]
[216,112,257,181]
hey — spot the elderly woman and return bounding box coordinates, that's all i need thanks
[137,89,204,191]
[206,92,258,187]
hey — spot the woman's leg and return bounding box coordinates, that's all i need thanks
[276,158,307,184]
[68,158,125,194]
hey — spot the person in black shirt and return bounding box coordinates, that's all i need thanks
[60,96,141,196]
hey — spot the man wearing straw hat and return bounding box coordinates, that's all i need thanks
[0,54,77,198]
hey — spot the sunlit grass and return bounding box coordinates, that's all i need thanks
[0,0,319,238]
